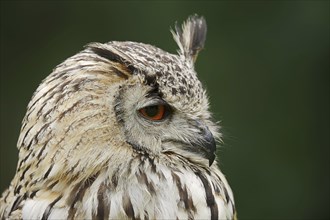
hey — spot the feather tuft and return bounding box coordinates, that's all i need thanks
[171,14,207,62]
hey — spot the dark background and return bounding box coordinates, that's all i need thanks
[0,1,329,219]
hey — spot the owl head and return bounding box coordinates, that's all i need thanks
[17,15,220,182]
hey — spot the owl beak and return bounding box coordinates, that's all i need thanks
[193,120,216,166]
[200,125,216,166]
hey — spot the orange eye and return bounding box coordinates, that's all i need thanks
[138,104,169,121]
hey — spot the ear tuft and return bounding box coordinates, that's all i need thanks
[171,14,207,63]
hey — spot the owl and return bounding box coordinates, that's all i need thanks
[0,15,236,219]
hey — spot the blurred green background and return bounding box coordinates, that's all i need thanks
[0,1,329,219]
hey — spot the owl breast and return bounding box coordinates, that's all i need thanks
[21,151,234,219]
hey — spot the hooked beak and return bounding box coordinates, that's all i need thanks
[162,121,217,166]
[187,120,217,166]
[199,125,216,166]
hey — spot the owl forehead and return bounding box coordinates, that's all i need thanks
[104,41,205,107]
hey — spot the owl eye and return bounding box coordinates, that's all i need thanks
[138,104,170,121]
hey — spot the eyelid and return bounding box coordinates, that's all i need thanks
[140,98,167,109]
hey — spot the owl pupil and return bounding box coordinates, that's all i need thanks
[145,105,159,117]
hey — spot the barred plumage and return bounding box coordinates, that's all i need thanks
[0,15,236,219]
